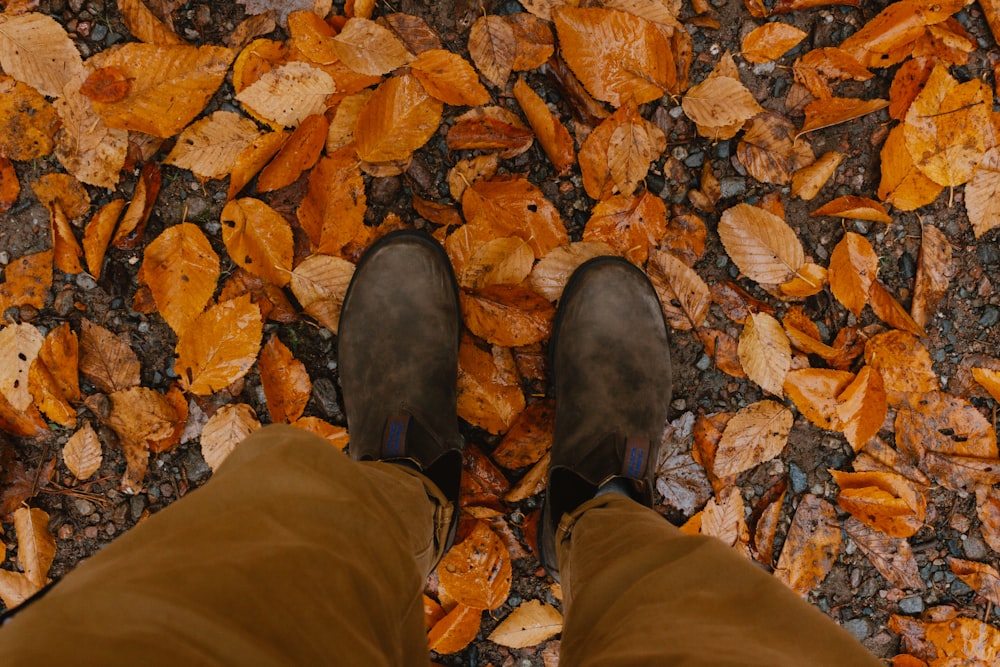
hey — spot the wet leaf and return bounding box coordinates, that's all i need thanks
[200,403,260,472]
[290,417,348,450]
[828,232,878,317]
[62,422,102,480]
[583,190,666,265]
[462,286,555,348]
[175,294,263,395]
[864,330,939,398]
[489,600,562,648]
[895,391,996,458]
[355,72,442,163]
[448,154,499,202]
[142,223,220,337]
[830,469,926,538]
[106,386,180,491]
[79,319,142,394]
[289,254,356,333]
[718,203,805,285]
[438,520,511,610]
[411,49,489,107]
[738,312,791,396]
[775,495,841,596]
[427,603,481,655]
[331,17,413,76]
[869,280,924,337]
[0,323,43,414]
[325,90,373,152]
[82,200,125,280]
[836,366,886,451]
[235,61,335,128]
[258,334,311,424]
[513,78,575,175]
[811,195,892,222]
[741,22,807,64]
[647,248,710,331]
[297,146,366,255]
[791,151,844,200]
[462,176,568,258]
[460,236,533,290]
[878,124,944,211]
[492,399,553,469]
[785,368,854,432]
[713,399,792,478]
[889,613,1000,665]
[843,517,924,590]
[446,106,534,158]
[682,72,763,138]
[252,113,328,192]
[0,76,58,161]
[889,56,935,120]
[737,112,815,185]
[220,198,294,287]
[949,558,1000,605]
[800,97,888,135]
[457,335,525,435]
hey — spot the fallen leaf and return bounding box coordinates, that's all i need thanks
[63,423,103,480]
[647,248,710,331]
[895,391,996,458]
[774,494,841,596]
[864,330,939,398]
[889,613,1000,665]
[792,46,872,99]
[462,176,568,258]
[750,481,786,567]
[0,323,43,413]
[200,403,261,472]
[713,399,792,478]
[582,190,666,265]
[175,294,263,395]
[554,7,674,106]
[655,412,713,517]
[878,123,943,211]
[457,335,525,435]
[492,400,554,469]
[235,61,335,128]
[949,558,1000,605]
[78,319,141,394]
[836,366,886,451]
[118,0,185,45]
[737,112,815,185]
[467,15,516,89]
[220,198,294,287]
[0,507,55,609]
[488,600,563,648]
[738,312,791,396]
[142,223,220,337]
[331,17,412,77]
[843,517,924,590]
[507,13,556,71]
[0,250,52,315]
[82,200,125,279]
[48,204,83,275]
[355,72,442,163]
[799,97,888,136]
[411,49,489,107]
[791,151,844,200]
[289,254,356,333]
[529,241,614,302]
[966,147,1000,239]
[0,12,85,97]
[29,322,80,428]
[605,101,667,198]
[785,368,854,432]
[31,173,90,221]
[462,286,554,348]
[717,203,805,285]
[297,146,366,255]
[0,76,58,161]
[889,56,935,120]
[512,78,575,175]
[258,334,311,424]
[830,469,926,538]
[290,417,348,449]
[446,107,534,158]
[54,75,129,188]
[976,485,1000,553]
[459,236,533,290]
[812,195,893,222]
[869,280,925,337]
[682,73,763,138]
[427,603,481,655]
[829,231,879,318]
[112,162,161,249]
[741,22,807,63]
[448,154,499,202]
[255,112,328,192]
[438,520,511,610]
[0,158,18,214]
[106,386,180,492]
[700,486,749,551]
[325,90,373,152]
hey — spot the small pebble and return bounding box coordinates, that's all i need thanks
[899,595,925,614]
[843,618,870,641]
[90,22,108,41]
[963,535,989,560]
[695,354,712,371]
[788,462,808,494]
[57,523,74,539]
[84,525,99,539]
[76,273,98,290]
[719,177,746,198]
[74,499,95,516]
[978,306,999,327]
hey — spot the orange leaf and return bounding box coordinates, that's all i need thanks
[647,248,710,331]
[949,558,1000,606]
[738,312,791,396]
[468,14,516,88]
[812,195,892,222]
[78,318,141,394]
[895,391,996,458]
[290,417,348,450]
[714,399,793,478]
[142,222,220,337]
[0,250,52,315]
[49,204,84,275]
[717,203,805,285]
[462,285,555,347]
[554,7,674,106]
[830,469,926,538]
[512,78,575,175]
[381,13,441,54]
[973,367,1000,404]
[411,49,489,106]
[252,113,328,192]
[82,200,125,280]
[62,423,103,480]
[228,130,289,200]
[528,241,614,302]
[890,613,1000,664]
[200,403,261,472]
[446,106,534,158]
[297,146,366,255]
[741,22,806,63]
[258,334,312,424]
[779,262,827,298]
[877,123,943,211]
[427,603,481,655]
[175,294,263,396]
[582,190,666,265]
[791,151,844,201]
[868,280,925,337]
[118,0,184,45]
[799,97,888,136]
[112,162,161,249]
[0,76,58,161]
[508,12,555,71]
[889,56,935,120]
[220,198,294,287]
[700,486,750,551]
[31,173,90,221]
[331,17,413,76]
[828,231,878,317]
[462,176,568,258]
[774,495,841,595]
[492,399,554,470]
[106,387,180,492]
[287,10,339,65]
[792,47,872,99]
[438,520,512,610]
[737,112,815,185]
[682,68,763,139]
[785,368,854,432]
[0,157,18,214]
[289,254,356,334]
[457,335,525,435]
[966,147,1000,239]
[864,330,938,399]
[29,322,80,428]
[355,72,442,163]
[836,366,886,451]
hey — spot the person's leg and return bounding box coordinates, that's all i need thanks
[0,425,449,666]
[555,493,883,667]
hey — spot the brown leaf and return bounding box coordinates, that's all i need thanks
[79,319,141,394]
[258,334,311,424]
[791,151,844,200]
[457,335,525,435]
[462,176,568,258]
[0,157,18,214]
[583,190,666,265]
[112,162,161,249]
[31,173,90,221]
[785,368,854,432]
[255,113,328,192]
[468,15,516,88]
[554,7,674,107]
[713,399,792,478]
[812,195,892,222]
[63,422,103,480]
[488,599,563,649]
[118,0,185,45]
[737,112,815,185]
[438,520,512,610]
[0,507,55,609]
[843,517,924,590]
[738,312,791,396]
[528,241,614,302]
[411,49,489,107]
[889,613,1000,664]
[647,248,710,331]
[446,107,534,158]
[864,330,938,399]
[379,13,441,55]
[200,403,260,472]
[869,280,925,337]
[976,484,1000,553]
[0,13,85,97]
[697,328,746,379]
[830,469,926,538]
[717,203,805,285]
[289,254,356,333]
[175,294,263,396]
[828,231,878,317]
[741,22,807,63]
[660,213,707,266]
[895,391,996,458]
[512,78,575,175]
[29,323,80,428]
[297,146,366,255]
[507,13,556,71]
[750,482,786,567]
[775,495,841,596]
[220,198,294,287]
[966,147,1000,239]
[462,444,511,509]
[331,17,413,76]
[504,451,549,503]
[973,367,1000,404]
[683,72,763,139]
[799,97,888,136]
[459,236,533,290]
[106,387,180,492]
[448,154,499,202]
[355,72,442,163]
[877,124,943,211]
[949,558,1000,605]
[142,222,220,337]
[492,400,554,469]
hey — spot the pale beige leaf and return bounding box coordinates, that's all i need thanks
[79,318,141,394]
[290,254,356,333]
[448,154,499,202]
[235,61,335,128]
[0,323,43,412]
[518,0,580,22]
[200,403,260,472]
[966,147,1000,239]
[0,570,40,610]
[843,517,924,590]
[488,600,563,649]
[54,77,128,188]
[326,89,373,152]
[647,248,710,331]
[142,223,220,337]
[0,13,85,97]
[682,75,763,132]
[175,295,263,395]
[529,242,615,302]
[461,237,534,289]
[738,312,791,396]
[714,399,793,478]
[468,15,516,88]
[63,423,103,480]
[700,486,748,549]
[331,17,414,76]
[718,203,804,285]
[165,110,262,180]
[13,507,55,588]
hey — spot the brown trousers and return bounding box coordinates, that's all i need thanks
[0,426,882,666]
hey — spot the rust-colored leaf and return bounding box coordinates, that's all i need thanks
[828,232,878,317]
[78,319,141,394]
[355,72,442,163]
[297,146,366,255]
[836,366,886,451]
[411,49,489,107]
[457,335,525,435]
[141,222,220,337]
[255,113,328,192]
[737,112,815,185]
[830,469,926,538]
[878,124,943,211]
[106,386,180,492]
[864,330,938,399]
[785,368,853,432]
[889,56,935,120]
[462,285,555,348]
[175,294,263,396]
[895,391,996,458]
[258,334,312,424]
[462,176,568,258]
[0,76,58,161]
[869,281,925,337]
[112,162,161,249]
[220,198,294,287]
[583,190,666,265]
[741,22,806,64]
[812,195,892,222]
[446,107,534,158]
[468,14,516,88]
[774,495,841,596]
[889,613,1000,664]
[82,200,125,280]
[492,399,554,470]
[438,520,512,610]
[713,399,792,478]
[512,78,575,175]
[427,603,481,655]
[647,248,710,331]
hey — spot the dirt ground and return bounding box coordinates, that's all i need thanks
[3,0,1000,664]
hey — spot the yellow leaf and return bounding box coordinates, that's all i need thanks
[717,203,805,285]
[355,72,443,162]
[165,110,262,181]
[682,74,764,132]
[63,422,103,480]
[411,49,489,106]
[488,600,563,649]
[220,198,294,287]
[828,231,878,317]
[200,403,261,472]
[869,280,925,337]
[877,123,943,211]
[0,13,85,97]
[289,254,356,333]
[331,17,413,76]
[235,61,335,128]
[0,76,58,161]
[700,486,749,550]
[512,78,575,175]
[142,223,220,337]
[118,0,185,45]
[175,294,263,395]
[90,43,234,137]
[738,311,791,396]
[741,22,807,63]
[791,151,844,200]
[836,366,887,451]
[714,399,793,478]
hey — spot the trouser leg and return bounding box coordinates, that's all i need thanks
[556,494,882,667]
[0,425,450,667]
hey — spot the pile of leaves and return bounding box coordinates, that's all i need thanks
[1,0,1000,662]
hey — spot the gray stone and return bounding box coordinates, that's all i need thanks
[696,354,712,371]
[130,494,147,521]
[183,448,212,484]
[789,462,808,494]
[719,177,746,198]
[899,595,925,614]
[75,499,95,516]
[312,377,344,423]
[684,152,704,168]
[978,306,999,328]
[843,618,870,641]
[964,535,989,560]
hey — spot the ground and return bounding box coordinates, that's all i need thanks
[2,0,1000,664]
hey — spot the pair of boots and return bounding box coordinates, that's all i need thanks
[338,231,672,580]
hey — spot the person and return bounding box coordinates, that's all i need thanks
[0,231,882,666]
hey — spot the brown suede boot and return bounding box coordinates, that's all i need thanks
[539,257,672,582]
[338,230,464,548]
